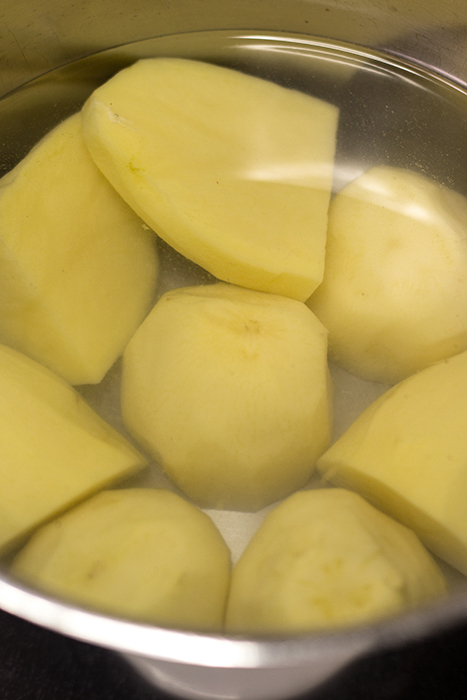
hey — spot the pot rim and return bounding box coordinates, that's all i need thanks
[2,26,467,673]
[1,570,466,668]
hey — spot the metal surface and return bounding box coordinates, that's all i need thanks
[2,0,467,96]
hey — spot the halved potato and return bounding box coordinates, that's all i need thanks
[0,344,147,552]
[0,112,158,384]
[82,58,338,301]
[318,350,467,575]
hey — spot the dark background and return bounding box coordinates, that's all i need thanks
[1,608,467,700]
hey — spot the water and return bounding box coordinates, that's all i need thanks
[2,30,467,191]
[0,30,466,584]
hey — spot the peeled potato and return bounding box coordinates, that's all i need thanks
[0,343,147,552]
[0,112,158,385]
[308,166,467,384]
[81,57,339,301]
[12,489,231,631]
[318,350,467,576]
[121,283,332,511]
[226,489,446,634]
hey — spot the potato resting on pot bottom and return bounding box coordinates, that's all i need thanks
[11,486,446,634]
[0,343,147,553]
[317,349,467,577]
[0,112,159,385]
[225,489,446,634]
[308,166,467,385]
[11,489,231,631]
[121,282,332,511]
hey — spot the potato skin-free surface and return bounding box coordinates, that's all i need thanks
[0,344,147,552]
[121,283,332,511]
[318,350,467,576]
[226,489,446,634]
[0,112,158,385]
[12,489,231,631]
[82,57,338,301]
[308,166,467,384]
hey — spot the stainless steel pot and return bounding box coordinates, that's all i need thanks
[1,2,467,698]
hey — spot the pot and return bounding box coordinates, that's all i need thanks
[1,2,467,698]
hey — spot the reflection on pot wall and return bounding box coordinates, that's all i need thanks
[1,0,467,97]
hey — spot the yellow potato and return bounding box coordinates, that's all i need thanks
[81,58,339,301]
[0,344,147,552]
[0,112,158,385]
[226,489,446,634]
[12,489,231,631]
[308,166,467,384]
[121,283,332,511]
[318,350,467,575]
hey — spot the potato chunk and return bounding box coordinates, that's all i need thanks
[121,283,332,511]
[308,166,467,384]
[12,489,230,631]
[0,344,147,552]
[318,350,467,575]
[226,489,445,634]
[0,112,158,385]
[81,58,339,301]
